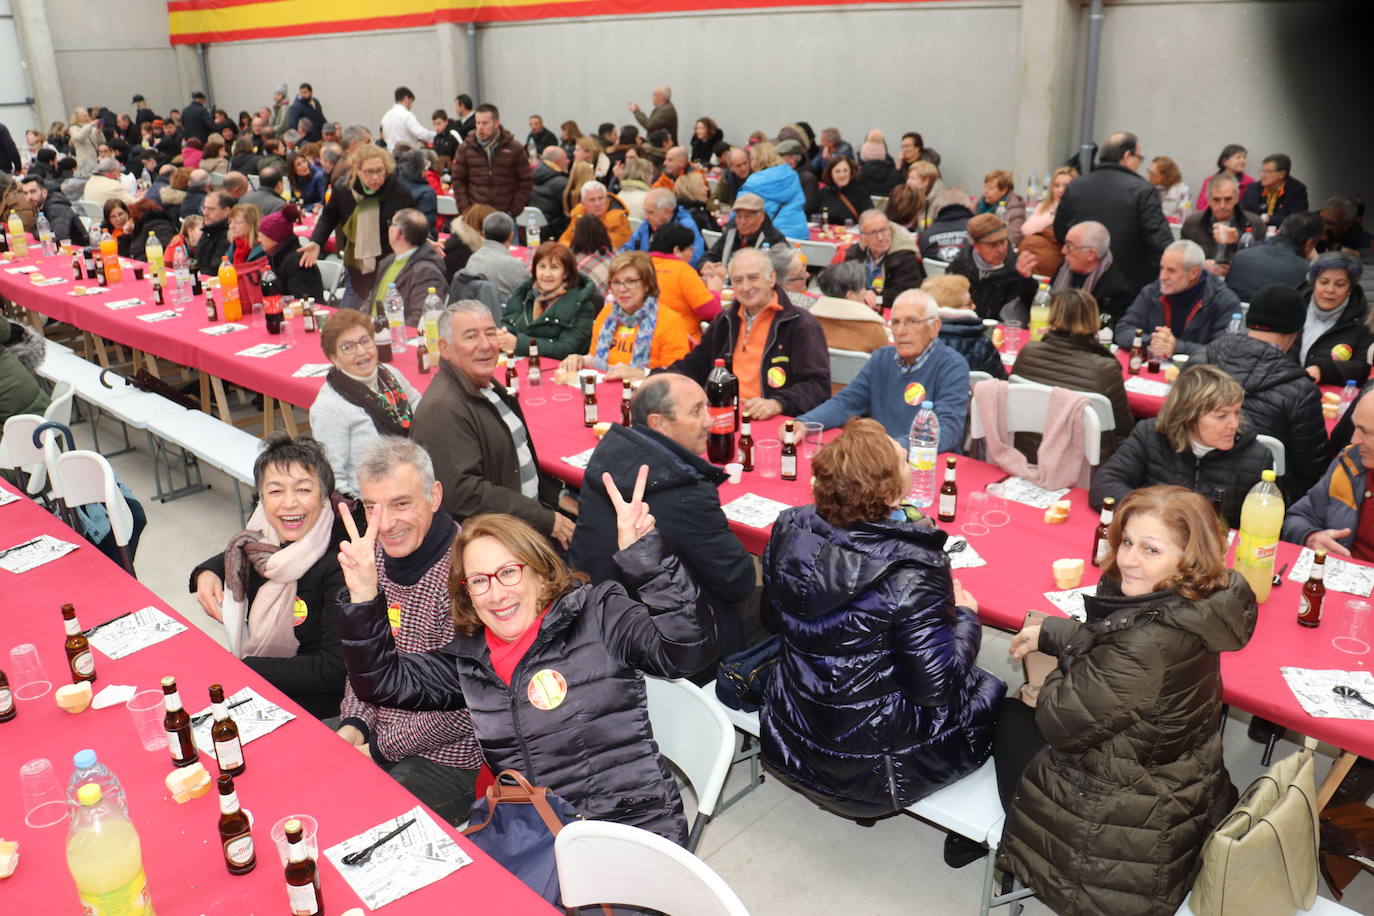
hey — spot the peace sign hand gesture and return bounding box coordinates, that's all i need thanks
[603,465,655,551]
[337,502,380,604]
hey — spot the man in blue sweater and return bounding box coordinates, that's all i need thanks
[799,289,969,450]
[621,187,705,267]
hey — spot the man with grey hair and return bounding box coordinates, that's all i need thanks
[1051,220,1136,321]
[465,211,529,301]
[843,209,925,310]
[1115,238,1241,358]
[222,170,250,201]
[81,157,134,209]
[558,178,631,248]
[621,186,704,266]
[333,434,482,824]
[371,208,449,324]
[1320,196,1373,255]
[800,288,970,450]
[629,84,677,143]
[411,301,575,546]
[709,146,751,209]
[1181,172,1263,277]
[320,141,347,184]
[770,246,811,308]
[182,168,212,216]
[242,165,286,216]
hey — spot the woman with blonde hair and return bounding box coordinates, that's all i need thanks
[227,202,264,265]
[200,134,229,174]
[1090,363,1272,526]
[738,140,807,238]
[561,160,595,215]
[673,170,711,231]
[1020,165,1079,277]
[906,160,947,229]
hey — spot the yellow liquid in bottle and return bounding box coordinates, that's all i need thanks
[1234,486,1284,603]
[67,813,156,915]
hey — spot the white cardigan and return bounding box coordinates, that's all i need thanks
[308,366,423,497]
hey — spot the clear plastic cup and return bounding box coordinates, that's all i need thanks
[270,814,319,866]
[725,462,743,484]
[1334,599,1372,656]
[1002,321,1025,359]
[8,643,51,700]
[801,422,824,460]
[961,491,990,537]
[20,757,68,828]
[756,440,781,478]
[983,487,1011,528]
[126,689,169,752]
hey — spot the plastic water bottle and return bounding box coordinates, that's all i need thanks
[526,213,540,248]
[173,247,191,303]
[1227,313,1244,335]
[907,401,940,508]
[1233,469,1283,604]
[67,749,129,815]
[383,283,407,352]
[1341,380,1359,416]
[37,212,56,256]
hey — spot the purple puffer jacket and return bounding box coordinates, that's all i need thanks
[760,505,1005,818]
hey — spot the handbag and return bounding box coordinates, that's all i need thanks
[715,635,780,712]
[463,769,578,905]
[1191,748,1320,916]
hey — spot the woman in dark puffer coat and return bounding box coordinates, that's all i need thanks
[760,419,1004,820]
[1090,364,1272,528]
[998,485,1257,916]
[336,483,717,846]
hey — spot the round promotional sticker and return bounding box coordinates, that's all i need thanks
[292,597,308,627]
[387,604,402,634]
[527,669,568,711]
[904,382,926,406]
[766,366,787,387]
[1332,343,1353,362]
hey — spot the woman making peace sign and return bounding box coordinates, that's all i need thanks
[335,465,718,844]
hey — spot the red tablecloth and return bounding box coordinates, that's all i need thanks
[806,225,856,263]
[0,480,553,914]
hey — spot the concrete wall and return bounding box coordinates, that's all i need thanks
[46,0,182,122]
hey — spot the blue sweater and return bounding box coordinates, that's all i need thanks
[798,341,970,451]
[621,206,705,267]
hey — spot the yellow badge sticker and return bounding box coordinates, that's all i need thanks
[291,597,308,627]
[527,668,569,711]
[904,382,926,406]
[387,604,402,635]
[1331,343,1353,362]
[767,366,787,387]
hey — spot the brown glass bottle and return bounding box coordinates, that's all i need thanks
[582,373,598,427]
[302,298,317,333]
[1128,330,1144,373]
[208,684,245,776]
[62,604,97,684]
[938,457,958,522]
[373,315,393,363]
[780,421,798,481]
[527,341,542,386]
[217,774,256,875]
[283,818,323,915]
[205,287,218,322]
[1091,497,1116,568]
[620,380,633,426]
[0,670,15,722]
[1298,550,1326,628]
[416,339,431,374]
[738,415,755,472]
[161,676,199,768]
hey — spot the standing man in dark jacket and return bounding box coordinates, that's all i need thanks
[1197,284,1331,500]
[286,83,326,143]
[19,174,88,246]
[452,104,531,217]
[843,210,925,310]
[629,85,677,144]
[948,213,1036,322]
[570,373,755,658]
[180,91,214,144]
[665,248,831,420]
[918,189,976,262]
[1055,131,1174,293]
[1114,239,1241,357]
[1241,152,1309,231]
[1227,211,1321,302]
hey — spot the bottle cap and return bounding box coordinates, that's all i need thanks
[77,783,102,806]
[921,400,934,409]
[1262,469,1276,482]
[73,749,97,769]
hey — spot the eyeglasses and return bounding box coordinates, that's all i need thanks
[890,317,937,329]
[462,562,526,595]
[728,272,766,285]
[358,166,387,178]
[336,336,377,355]
[610,277,643,290]
[861,227,892,238]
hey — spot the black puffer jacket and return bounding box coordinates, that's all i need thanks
[761,506,1004,818]
[1089,418,1274,528]
[1197,333,1331,500]
[337,530,718,844]
[948,249,1038,323]
[919,203,975,263]
[125,207,178,262]
[1289,282,1373,387]
[937,309,1006,379]
[998,573,1257,916]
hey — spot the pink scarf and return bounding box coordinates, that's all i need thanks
[975,379,1091,489]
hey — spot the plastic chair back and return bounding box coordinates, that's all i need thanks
[316,259,345,296]
[794,239,838,269]
[1008,374,1115,432]
[519,205,547,228]
[1255,434,1286,478]
[555,820,750,916]
[828,348,870,386]
[74,199,104,222]
[643,677,734,851]
[971,384,1102,466]
[0,415,45,491]
[54,451,134,548]
[436,195,459,216]
[924,258,949,277]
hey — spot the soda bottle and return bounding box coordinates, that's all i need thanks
[1298,550,1326,628]
[100,229,121,283]
[218,259,242,322]
[145,233,164,284]
[526,213,541,248]
[705,358,738,464]
[1233,469,1283,603]
[83,245,97,278]
[1028,283,1051,340]
[1239,227,1254,250]
[1340,380,1358,417]
[66,783,155,916]
[261,268,283,335]
[67,749,129,815]
[906,401,940,507]
[383,283,407,352]
[7,211,26,257]
[423,287,443,364]
[373,314,393,363]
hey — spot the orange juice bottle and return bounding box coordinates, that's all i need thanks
[99,230,121,283]
[218,258,242,322]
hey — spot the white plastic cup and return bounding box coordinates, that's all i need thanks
[270,814,319,866]
[725,463,743,484]
[126,689,169,752]
[20,757,68,828]
[1334,599,1372,655]
[8,643,51,700]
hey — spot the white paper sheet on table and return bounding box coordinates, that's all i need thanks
[236,342,292,358]
[86,606,187,660]
[944,539,987,570]
[0,488,19,507]
[987,477,1069,510]
[0,534,78,573]
[104,297,146,310]
[291,362,332,378]
[200,322,246,336]
[5,264,38,274]
[1287,548,1374,597]
[189,686,296,755]
[561,447,597,470]
[721,492,792,529]
[1280,668,1374,721]
[33,277,67,287]
[1043,585,1096,621]
[137,309,181,323]
[1124,377,1171,398]
[324,805,471,910]
[68,286,110,296]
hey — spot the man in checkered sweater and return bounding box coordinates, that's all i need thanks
[334,437,481,824]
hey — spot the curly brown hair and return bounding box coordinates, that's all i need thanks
[448,514,588,637]
[812,418,906,528]
[1101,485,1229,600]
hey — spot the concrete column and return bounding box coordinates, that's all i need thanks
[435,22,466,109]
[174,44,202,101]
[1012,0,1081,186]
[11,0,65,129]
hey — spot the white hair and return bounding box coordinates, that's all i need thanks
[1074,220,1111,258]
[580,180,606,197]
[437,300,495,340]
[356,436,436,490]
[1167,239,1206,272]
[644,187,676,213]
[892,288,938,319]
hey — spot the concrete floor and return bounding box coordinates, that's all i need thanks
[79,411,1374,916]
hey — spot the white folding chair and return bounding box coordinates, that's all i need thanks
[247,174,261,190]
[794,239,838,269]
[643,677,734,852]
[1255,434,1286,478]
[828,347,870,386]
[316,259,345,297]
[210,172,225,187]
[54,450,135,574]
[628,216,643,234]
[0,414,45,496]
[74,199,103,223]
[1008,374,1116,436]
[78,215,93,234]
[20,381,76,496]
[924,258,949,277]
[702,229,722,247]
[970,382,1103,469]
[555,820,750,916]
[436,195,459,216]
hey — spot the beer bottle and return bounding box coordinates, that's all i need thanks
[190,258,204,296]
[72,248,84,280]
[373,314,393,363]
[582,373,598,427]
[95,252,108,287]
[152,276,165,306]
[1091,497,1116,568]
[738,414,755,472]
[283,818,323,915]
[1128,329,1144,373]
[161,676,199,768]
[302,298,317,333]
[620,380,633,426]
[1298,550,1327,628]
[938,457,958,523]
[208,684,245,776]
[217,774,256,875]
[205,286,218,322]
[780,420,798,481]
[527,341,542,387]
[0,670,16,722]
[62,604,97,684]
[416,337,431,374]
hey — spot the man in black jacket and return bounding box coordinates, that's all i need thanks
[193,191,234,273]
[1240,153,1309,231]
[700,193,789,266]
[1114,239,1241,357]
[1054,131,1174,293]
[1051,221,1135,321]
[287,83,326,143]
[570,373,755,659]
[1227,211,1321,303]
[843,209,925,310]
[1181,173,1264,278]
[948,213,1037,323]
[19,174,88,246]
[1196,284,1330,500]
[180,91,214,144]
